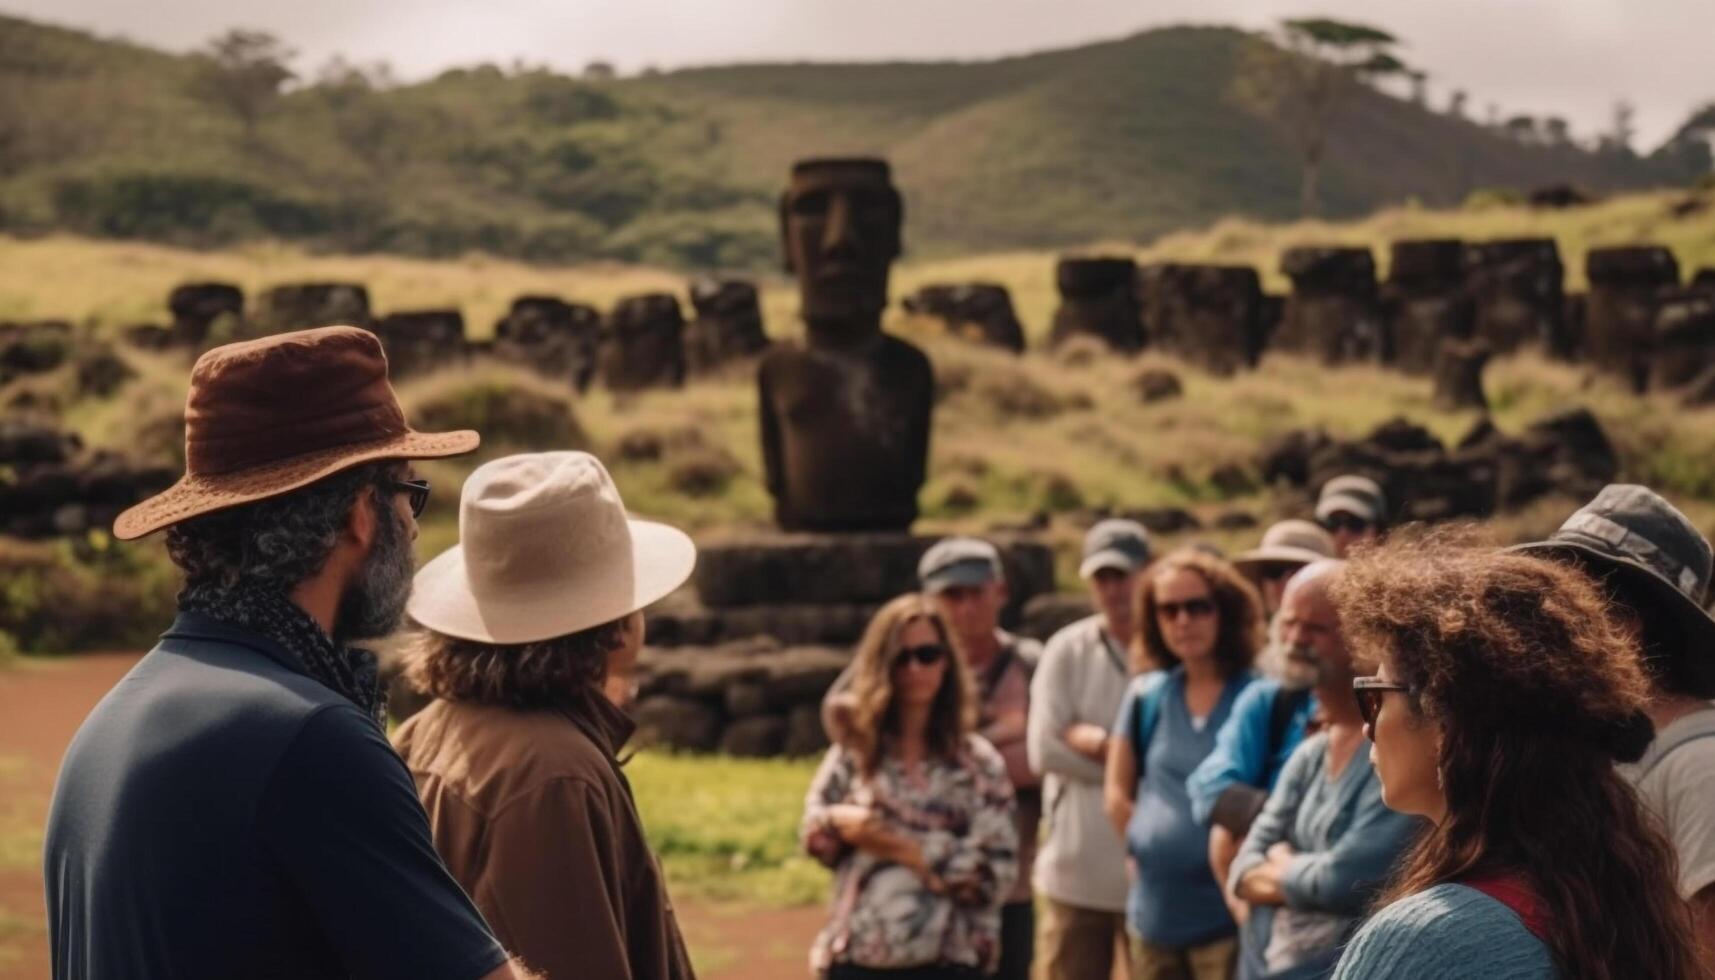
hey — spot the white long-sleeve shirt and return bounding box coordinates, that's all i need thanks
[1027,614,1132,912]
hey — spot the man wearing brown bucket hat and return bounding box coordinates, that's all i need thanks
[44,327,536,980]
[1513,484,1715,969]
[394,451,698,980]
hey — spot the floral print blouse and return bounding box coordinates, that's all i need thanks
[800,735,1018,973]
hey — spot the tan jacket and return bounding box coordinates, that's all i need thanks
[393,697,694,980]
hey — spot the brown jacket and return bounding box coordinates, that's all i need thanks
[393,697,694,980]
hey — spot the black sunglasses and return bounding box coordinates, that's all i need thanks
[389,479,431,519]
[1321,513,1372,534]
[894,643,948,668]
[1255,564,1297,582]
[1353,677,1408,733]
[1157,597,1216,621]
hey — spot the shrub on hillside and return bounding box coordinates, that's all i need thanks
[406,375,588,452]
[0,537,179,652]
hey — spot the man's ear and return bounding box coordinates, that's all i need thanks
[344,486,378,553]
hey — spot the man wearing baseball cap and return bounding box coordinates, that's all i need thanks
[1028,518,1152,980]
[1313,475,1386,558]
[820,537,1043,980]
[1513,485,1715,968]
[44,327,531,980]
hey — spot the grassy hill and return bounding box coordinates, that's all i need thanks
[0,14,1694,269]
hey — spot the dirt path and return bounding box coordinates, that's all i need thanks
[0,653,824,979]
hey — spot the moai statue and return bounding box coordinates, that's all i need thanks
[1585,246,1680,392]
[758,157,933,532]
[254,283,372,336]
[684,277,770,373]
[493,296,603,392]
[1276,247,1384,364]
[1650,293,1715,391]
[1432,337,1491,411]
[902,282,1027,354]
[602,293,686,392]
[1136,263,1265,375]
[1384,240,1474,374]
[371,310,466,377]
[1463,239,1567,356]
[167,283,244,348]
[1049,257,1143,353]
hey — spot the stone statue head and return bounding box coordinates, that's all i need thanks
[780,157,902,339]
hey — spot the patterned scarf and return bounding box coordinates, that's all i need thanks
[180,580,388,727]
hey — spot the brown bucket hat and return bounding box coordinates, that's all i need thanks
[112,325,479,540]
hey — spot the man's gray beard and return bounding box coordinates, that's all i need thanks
[335,495,415,643]
[1278,644,1323,692]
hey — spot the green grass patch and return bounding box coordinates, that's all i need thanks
[628,750,829,907]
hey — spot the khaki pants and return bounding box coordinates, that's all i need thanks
[1038,897,1129,980]
[1126,934,1237,980]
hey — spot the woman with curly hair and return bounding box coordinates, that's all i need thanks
[1103,548,1266,980]
[801,593,1019,979]
[1330,536,1705,980]
[393,451,699,980]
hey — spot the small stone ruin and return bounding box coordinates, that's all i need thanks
[493,296,604,392]
[601,292,686,392]
[1383,239,1473,374]
[684,278,770,372]
[1463,239,1567,356]
[370,310,468,377]
[254,282,373,336]
[167,282,244,348]
[1275,247,1384,364]
[1137,263,1267,375]
[1652,293,1715,396]
[1585,246,1680,392]
[0,422,175,538]
[1049,257,1143,353]
[1431,338,1490,411]
[902,282,1027,353]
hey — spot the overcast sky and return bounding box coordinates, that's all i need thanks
[6,0,1708,149]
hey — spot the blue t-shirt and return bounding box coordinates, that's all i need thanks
[45,612,508,980]
[1186,678,1318,827]
[1112,667,1253,946]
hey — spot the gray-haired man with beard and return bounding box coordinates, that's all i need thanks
[45,327,534,980]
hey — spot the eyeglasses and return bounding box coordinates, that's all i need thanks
[1321,513,1372,534]
[1256,564,1297,582]
[1353,677,1408,732]
[1157,597,1216,621]
[389,479,431,519]
[893,644,948,668]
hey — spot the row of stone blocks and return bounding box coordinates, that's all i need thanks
[120,278,770,391]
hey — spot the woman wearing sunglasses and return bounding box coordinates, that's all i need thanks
[1104,549,1265,979]
[1331,540,1703,980]
[801,593,1019,979]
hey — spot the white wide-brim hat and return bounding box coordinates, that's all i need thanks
[409,451,696,645]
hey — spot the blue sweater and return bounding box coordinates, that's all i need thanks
[1187,678,1317,827]
[1112,667,1253,946]
[1332,884,1556,979]
[1228,733,1422,979]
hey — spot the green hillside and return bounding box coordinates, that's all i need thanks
[0,14,1693,268]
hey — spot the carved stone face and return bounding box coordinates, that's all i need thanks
[780,158,902,333]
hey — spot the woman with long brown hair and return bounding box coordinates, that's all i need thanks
[1103,548,1265,980]
[1330,537,1705,980]
[801,593,1019,979]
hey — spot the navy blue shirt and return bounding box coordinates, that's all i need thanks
[44,612,509,980]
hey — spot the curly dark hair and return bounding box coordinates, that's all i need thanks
[847,593,975,777]
[1131,547,1264,678]
[405,618,630,717]
[164,461,399,592]
[1332,530,1702,980]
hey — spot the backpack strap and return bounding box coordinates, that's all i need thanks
[1266,686,1312,766]
[1128,670,1174,786]
[1461,875,1551,944]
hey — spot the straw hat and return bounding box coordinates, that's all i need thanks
[113,325,479,540]
[1233,519,1337,570]
[409,452,697,645]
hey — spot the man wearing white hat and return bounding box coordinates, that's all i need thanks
[394,452,698,980]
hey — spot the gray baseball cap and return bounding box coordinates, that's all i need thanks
[1316,474,1388,526]
[1079,518,1152,579]
[918,537,1004,593]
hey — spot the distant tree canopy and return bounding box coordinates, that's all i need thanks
[189,29,296,140]
[1239,18,1409,216]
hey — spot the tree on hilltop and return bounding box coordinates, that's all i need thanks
[189,29,297,143]
[1238,18,1409,216]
